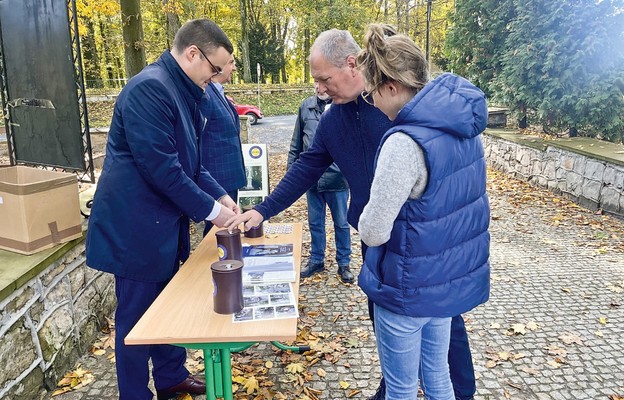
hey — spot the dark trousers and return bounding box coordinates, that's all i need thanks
[361,242,476,400]
[114,276,188,400]
[203,190,239,237]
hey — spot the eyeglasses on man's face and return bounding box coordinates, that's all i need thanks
[193,45,223,77]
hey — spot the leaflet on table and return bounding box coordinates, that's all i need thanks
[242,244,293,257]
[241,244,295,284]
[233,282,299,323]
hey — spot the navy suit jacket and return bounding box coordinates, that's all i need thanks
[201,83,246,192]
[86,51,226,282]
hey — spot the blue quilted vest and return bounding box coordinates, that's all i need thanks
[358,73,491,318]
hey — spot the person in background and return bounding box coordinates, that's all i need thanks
[225,27,482,400]
[356,24,490,399]
[289,82,353,283]
[85,19,238,400]
[201,53,245,236]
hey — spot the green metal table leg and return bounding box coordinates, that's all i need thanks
[219,348,233,400]
[179,342,255,400]
[204,348,217,400]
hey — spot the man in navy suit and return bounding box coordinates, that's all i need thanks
[201,53,246,236]
[86,19,238,400]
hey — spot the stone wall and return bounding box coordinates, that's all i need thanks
[483,133,624,217]
[0,242,115,399]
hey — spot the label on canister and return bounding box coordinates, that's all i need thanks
[217,244,227,260]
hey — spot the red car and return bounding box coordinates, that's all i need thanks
[227,96,264,125]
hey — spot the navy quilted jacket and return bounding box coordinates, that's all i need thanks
[358,73,491,317]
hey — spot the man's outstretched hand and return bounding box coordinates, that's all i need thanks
[210,205,237,228]
[226,209,264,232]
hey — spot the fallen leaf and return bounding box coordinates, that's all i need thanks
[520,366,538,375]
[265,361,274,369]
[513,353,526,360]
[243,376,259,394]
[339,381,350,389]
[599,317,608,325]
[547,359,562,368]
[559,333,584,345]
[317,368,326,378]
[286,363,305,374]
[510,323,526,335]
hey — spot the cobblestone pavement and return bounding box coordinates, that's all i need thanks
[41,117,624,399]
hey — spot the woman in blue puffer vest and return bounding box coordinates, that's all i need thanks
[356,24,491,399]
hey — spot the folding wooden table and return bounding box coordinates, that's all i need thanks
[126,223,303,400]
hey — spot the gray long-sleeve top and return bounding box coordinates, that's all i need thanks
[358,132,429,247]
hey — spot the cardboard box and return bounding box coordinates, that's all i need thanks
[0,166,82,255]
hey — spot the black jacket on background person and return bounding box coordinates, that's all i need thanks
[288,95,348,192]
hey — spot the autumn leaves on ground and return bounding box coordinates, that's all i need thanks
[52,152,624,399]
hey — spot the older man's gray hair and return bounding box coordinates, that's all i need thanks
[309,29,361,67]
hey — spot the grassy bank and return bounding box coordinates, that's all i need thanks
[86,84,314,127]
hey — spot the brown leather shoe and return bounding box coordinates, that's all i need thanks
[156,375,206,399]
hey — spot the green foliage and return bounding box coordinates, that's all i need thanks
[445,0,515,97]
[245,21,286,83]
[227,86,313,116]
[77,0,456,86]
[447,0,624,142]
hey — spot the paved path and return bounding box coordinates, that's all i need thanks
[41,117,624,399]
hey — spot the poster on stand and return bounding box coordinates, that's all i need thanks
[238,144,269,208]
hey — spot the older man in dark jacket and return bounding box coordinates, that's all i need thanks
[289,84,352,283]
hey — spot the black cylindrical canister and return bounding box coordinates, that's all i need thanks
[215,229,243,261]
[242,206,264,238]
[244,222,264,238]
[211,260,244,314]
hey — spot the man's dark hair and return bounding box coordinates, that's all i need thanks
[173,19,233,55]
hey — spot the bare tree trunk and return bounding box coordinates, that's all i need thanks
[395,0,402,32]
[280,21,288,83]
[239,0,252,82]
[304,27,310,83]
[83,19,101,88]
[120,0,146,79]
[384,0,389,23]
[163,0,181,49]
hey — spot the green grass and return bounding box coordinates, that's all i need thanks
[85,84,314,127]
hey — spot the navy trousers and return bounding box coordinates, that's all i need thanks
[361,241,475,399]
[114,276,189,400]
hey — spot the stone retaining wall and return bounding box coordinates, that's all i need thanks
[0,243,115,399]
[483,133,624,218]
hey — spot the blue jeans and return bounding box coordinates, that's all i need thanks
[114,276,189,399]
[374,303,454,400]
[306,189,351,266]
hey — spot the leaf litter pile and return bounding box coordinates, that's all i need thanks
[52,154,624,399]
